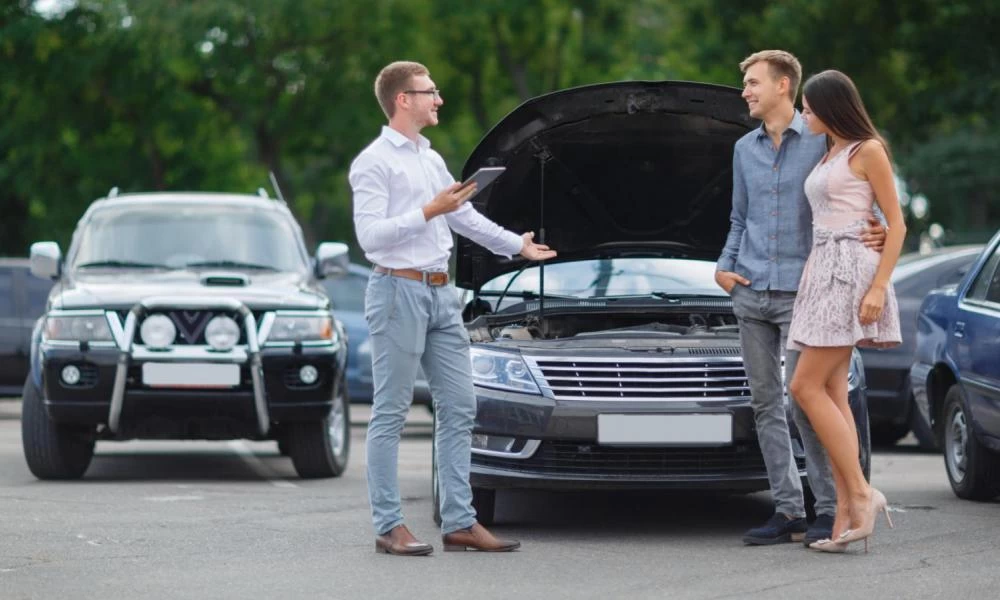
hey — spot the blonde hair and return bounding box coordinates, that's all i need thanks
[740,50,803,102]
[374,61,429,119]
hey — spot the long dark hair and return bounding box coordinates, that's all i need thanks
[803,70,892,162]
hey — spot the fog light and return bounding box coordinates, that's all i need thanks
[140,314,176,349]
[298,365,319,385]
[61,365,81,385]
[471,434,516,453]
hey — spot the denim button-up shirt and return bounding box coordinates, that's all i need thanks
[716,111,826,292]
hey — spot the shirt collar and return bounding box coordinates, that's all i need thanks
[755,110,805,140]
[380,125,431,151]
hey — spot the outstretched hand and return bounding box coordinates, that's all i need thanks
[519,231,557,261]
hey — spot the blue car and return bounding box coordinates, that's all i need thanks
[910,230,1000,500]
[321,263,432,407]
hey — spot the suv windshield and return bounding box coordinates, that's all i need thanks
[480,258,725,310]
[71,203,308,272]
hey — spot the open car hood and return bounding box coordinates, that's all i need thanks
[455,81,754,291]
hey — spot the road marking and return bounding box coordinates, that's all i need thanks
[227,440,298,488]
[144,495,205,502]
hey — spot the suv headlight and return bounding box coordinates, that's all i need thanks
[44,313,114,342]
[267,314,336,343]
[469,347,540,394]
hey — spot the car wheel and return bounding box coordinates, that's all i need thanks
[942,385,1000,500]
[431,412,442,526]
[472,487,496,526]
[288,385,350,478]
[909,393,939,451]
[871,422,910,447]
[21,376,95,480]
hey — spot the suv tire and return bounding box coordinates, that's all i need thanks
[287,384,350,478]
[943,385,1000,500]
[21,376,95,480]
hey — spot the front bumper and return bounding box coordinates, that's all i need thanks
[468,386,809,492]
[40,298,342,440]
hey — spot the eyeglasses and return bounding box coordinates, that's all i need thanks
[403,89,442,99]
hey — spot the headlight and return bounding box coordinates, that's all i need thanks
[469,347,540,394]
[268,314,335,343]
[44,313,114,342]
[140,314,176,349]
[205,316,240,351]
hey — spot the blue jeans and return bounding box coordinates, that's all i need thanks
[364,273,478,535]
[730,285,836,519]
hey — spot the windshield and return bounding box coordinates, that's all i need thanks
[70,203,308,272]
[480,258,725,310]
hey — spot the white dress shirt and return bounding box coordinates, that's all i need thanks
[349,126,523,272]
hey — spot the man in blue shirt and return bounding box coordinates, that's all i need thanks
[716,50,884,546]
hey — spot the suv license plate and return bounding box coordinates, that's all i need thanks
[142,363,240,388]
[597,414,732,445]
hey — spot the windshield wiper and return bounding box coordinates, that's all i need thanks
[76,260,169,269]
[183,260,279,271]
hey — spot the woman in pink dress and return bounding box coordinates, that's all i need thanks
[787,70,905,552]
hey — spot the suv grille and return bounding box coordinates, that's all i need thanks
[127,310,266,346]
[527,356,750,401]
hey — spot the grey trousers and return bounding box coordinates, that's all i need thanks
[364,273,478,535]
[730,285,836,518]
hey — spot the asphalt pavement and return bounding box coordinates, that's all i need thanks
[1,398,998,600]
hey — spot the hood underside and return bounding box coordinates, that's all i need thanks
[456,81,754,291]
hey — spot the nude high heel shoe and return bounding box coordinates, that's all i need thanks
[808,538,848,553]
[838,488,894,551]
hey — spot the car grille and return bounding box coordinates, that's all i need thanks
[526,356,751,401]
[474,440,805,477]
[126,310,265,346]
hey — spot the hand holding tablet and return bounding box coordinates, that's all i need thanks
[458,167,506,199]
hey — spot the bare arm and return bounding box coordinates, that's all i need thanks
[857,141,907,324]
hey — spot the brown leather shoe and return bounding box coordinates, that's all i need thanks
[442,522,520,552]
[375,524,433,556]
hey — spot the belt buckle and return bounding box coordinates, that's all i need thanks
[421,271,431,285]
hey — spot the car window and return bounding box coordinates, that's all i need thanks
[0,268,13,318]
[25,276,53,317]
[70,204,309,272]
[893,253,980,298]
[323,273,367,312]
[966,246,1000,304]
[479,258,725,311]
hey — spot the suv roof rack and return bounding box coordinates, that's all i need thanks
[107,186,119,198]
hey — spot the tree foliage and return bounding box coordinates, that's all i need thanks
[1,0,996,255]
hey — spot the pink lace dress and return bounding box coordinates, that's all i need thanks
[787,142,902,350]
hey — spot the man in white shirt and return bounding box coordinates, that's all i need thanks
[349,61,556,556]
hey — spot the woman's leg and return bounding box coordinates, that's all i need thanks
[823,358,854,540]
[790,346,871,531]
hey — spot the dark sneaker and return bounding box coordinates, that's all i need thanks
[802,513,835,547]
[742,512,808,545]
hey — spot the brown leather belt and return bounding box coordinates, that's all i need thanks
[374,266,449,286]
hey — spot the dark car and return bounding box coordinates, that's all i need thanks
[320,263,432,407]
[432,81,871,524]
[23,192,351,480]
[863,245,983,447]
[0,259,53,396]
[910,230,1000,500]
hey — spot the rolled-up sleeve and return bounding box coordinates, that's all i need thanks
[717,150,747,272]
[349,153,428,254]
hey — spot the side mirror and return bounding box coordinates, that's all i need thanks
[30,241,62,280]
[315,242,350,278]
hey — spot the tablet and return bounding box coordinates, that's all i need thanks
[459,167,506,198]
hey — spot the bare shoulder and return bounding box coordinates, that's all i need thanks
[856,139,890,164]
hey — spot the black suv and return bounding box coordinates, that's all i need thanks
[23,192,351,480]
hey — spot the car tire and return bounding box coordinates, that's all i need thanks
[431,412,442,527]
[287,385,350,479]
[871,422,910,447]
[910,393,939,451]
[472,487,496,526]
[21,376,95,480]
[942,385,1000,500]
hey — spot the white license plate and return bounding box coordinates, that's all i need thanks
[142,363,240,388]
[597,414,732,445]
